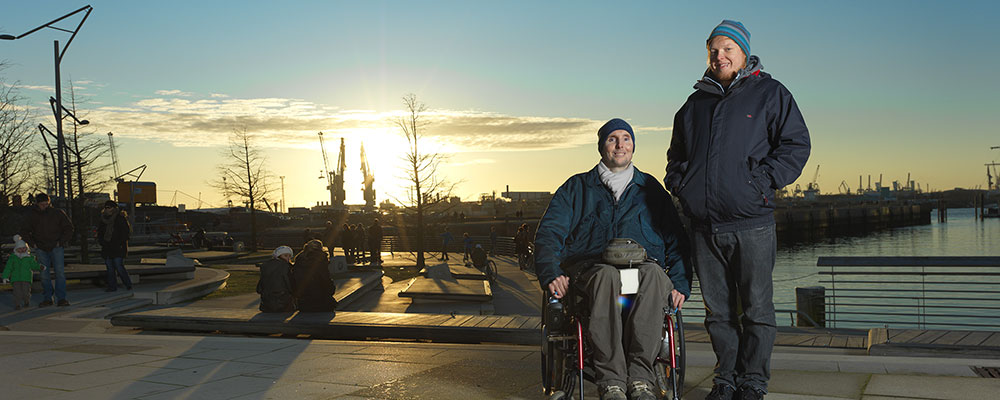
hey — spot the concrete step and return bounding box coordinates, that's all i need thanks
[132,267,229,305]
[333,269,385,310]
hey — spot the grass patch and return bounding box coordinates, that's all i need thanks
[200,269,259,300]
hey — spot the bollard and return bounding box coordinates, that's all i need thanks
[795,286,825,327]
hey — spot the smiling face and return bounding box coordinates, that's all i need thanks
[600,129,634,170]
[708,35,746,84]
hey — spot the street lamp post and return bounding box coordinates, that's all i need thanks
[280,176,286,214]
[1,5,93,205]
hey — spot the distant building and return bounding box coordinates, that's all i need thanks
[501,191,551,202]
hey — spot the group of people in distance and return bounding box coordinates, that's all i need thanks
[4,196,135,310]
[256,239,336,313]
[535,20,810,400]
[312,219,383,266]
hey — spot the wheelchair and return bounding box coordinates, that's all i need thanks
[541,278,685,400]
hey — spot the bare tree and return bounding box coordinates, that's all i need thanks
[213,127,272,251]
[396,93,455,268]
[59,80,111,262]
[0,63,37,236]
[0,72,35,204]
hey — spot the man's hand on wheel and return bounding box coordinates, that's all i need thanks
[670,289,685,310]
[548,275,569,299]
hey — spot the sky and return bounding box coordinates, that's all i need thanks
[1,1,998,209]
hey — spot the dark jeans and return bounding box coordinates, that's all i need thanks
[692,224,777,393]
[577,262,671,388]
[35,247,66,302]
[104,257,133,290]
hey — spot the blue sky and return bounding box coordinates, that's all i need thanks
[2,1,998,208]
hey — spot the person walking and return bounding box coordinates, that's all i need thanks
[20,193,74,307]
[666,20,811,400]
[97,200,133,292]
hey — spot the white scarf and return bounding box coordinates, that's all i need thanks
[597,161,634,201]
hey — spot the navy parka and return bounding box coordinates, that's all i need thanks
[666,56,811,233]
[534,165,692,298]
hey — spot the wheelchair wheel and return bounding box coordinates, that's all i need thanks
[485,260,498,283]
[655,309,686,400]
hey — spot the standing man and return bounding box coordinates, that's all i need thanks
[666,20,810,400]
[368,218,383,265]
[537,118,691,400]
[20,193,75,307]
[488,226,498,256]
[439,226,453,261]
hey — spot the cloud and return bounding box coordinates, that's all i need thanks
[83,92,614,152]
[154,89,194,97]
[17,84,55,92]
[450,158,497,167]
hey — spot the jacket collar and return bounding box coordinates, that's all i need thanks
[695,55,764,95]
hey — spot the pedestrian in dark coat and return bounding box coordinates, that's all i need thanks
[97,200,133,291]
[257,246,295,312]
[21,193,74,307]
[292,239,336,312]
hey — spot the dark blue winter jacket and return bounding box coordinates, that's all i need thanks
[534,165,692,298]
[666,56,811,233]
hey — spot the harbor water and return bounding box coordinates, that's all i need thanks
[685,208,1000,330]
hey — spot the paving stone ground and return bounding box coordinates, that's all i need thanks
[1,331,999,399]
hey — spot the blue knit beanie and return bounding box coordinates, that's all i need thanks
[708,19,751,65]
[597,118,634,152]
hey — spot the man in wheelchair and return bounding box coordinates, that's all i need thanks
[535,118,691,400]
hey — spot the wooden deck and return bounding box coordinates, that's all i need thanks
[111,307,540,345]
[683,325,869,349]
[868,327,1000,357]
[111,305,881,350]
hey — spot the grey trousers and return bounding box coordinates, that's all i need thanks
[12,282,30,306]
[578,262,671,388]
[692,224,777,393]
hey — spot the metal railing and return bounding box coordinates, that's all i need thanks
[818,256,1000,329]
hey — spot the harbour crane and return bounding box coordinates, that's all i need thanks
[360,142,375,213]
[317,132,346,208]
[317,132,334,205]
[838,180,850,195]
[807,164,820,192]
[335,138,346,208]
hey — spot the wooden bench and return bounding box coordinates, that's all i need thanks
[110,307,540,345]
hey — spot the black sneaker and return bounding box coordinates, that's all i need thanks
[706,384,736,400]
[57,299,70,307]
[39,300,53,307]
[737,386,765,400]
[105,288,117,292]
